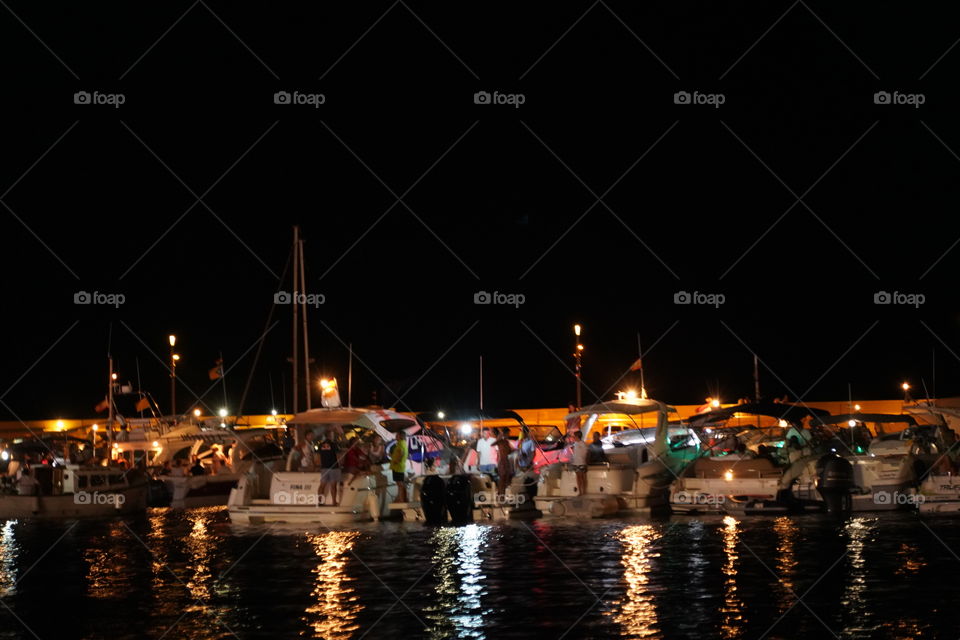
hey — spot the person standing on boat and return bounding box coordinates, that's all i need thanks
[587,431,608,465]
[476,427,497,478]
[571,431,588,495]
[16,468,37,496]
[517,425,536,473]
[317,432,341,506]
[293,430,318,472]
[391,431,409,503]
[564,404,580,434]
[496,428,514,497]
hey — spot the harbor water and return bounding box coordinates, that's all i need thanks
[0,508,957,639]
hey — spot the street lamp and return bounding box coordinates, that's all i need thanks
[168,334,178,418]
[574,324,583,410]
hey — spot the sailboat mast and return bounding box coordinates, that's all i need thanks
[348,343,353,408]
[291,226,300,414]
[299,236,311,411]
[107,356,114,448]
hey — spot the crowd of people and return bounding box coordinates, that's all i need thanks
[286,428,389,506]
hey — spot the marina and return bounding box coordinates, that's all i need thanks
[7,2,960,637]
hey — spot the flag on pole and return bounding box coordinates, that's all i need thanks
[629,358,642,371]
[94,398,109,412]
[208,358,224,380]
[135,397,150,411]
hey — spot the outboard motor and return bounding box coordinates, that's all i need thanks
[420,475,447,525]
[816,454,854,514]
[445,474,474,525]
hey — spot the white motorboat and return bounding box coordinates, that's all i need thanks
[114,423,284,507]
[535,398,699,518]
[670,403,843,515]
[0,438,148,518]
[811,413,948,511]
[228,407,426,524]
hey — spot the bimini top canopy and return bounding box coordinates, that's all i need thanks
[686,402,830,428]
[417,409,526,424]
[822,413,917,426]
[289,407,418,433]
[566,399,675,419]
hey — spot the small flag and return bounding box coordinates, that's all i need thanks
[629,358,643,371]
[208,358,224,380]
[135,397,150,411]
[94,398,109,412]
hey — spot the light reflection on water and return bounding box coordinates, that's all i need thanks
[773,516,798,615]
[425,524,489,639]
[719,515,744,639]
[610,524,660,638]
[304,530,361,640]
[0,511,958,639]
[0,520,18,597]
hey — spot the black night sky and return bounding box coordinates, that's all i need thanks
[3,3,960,421]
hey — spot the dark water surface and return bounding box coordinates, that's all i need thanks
[1,508,957,639]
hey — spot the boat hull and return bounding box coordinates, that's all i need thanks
[0,484,148,519]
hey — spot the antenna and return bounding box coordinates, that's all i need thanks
[348,342,353,408]
[299,234,311,411]
[637,333,646,398]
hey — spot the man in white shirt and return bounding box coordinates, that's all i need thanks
[476,428,497,477]
[571,431,588,495]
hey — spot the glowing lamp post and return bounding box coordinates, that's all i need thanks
[168,334,178,417]
[574,324,583,410]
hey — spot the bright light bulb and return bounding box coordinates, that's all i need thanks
[271,409,278,416]
[437,411,445,419]
[218,409,228,417]
[459,423,473,435]
[194,409,201,417]
[848,419,857,428]
[168,335,176,347]
[724,470,733,482]
[711,399,721,408]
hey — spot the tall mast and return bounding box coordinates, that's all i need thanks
[299,235,311,411]
[348,343,353,408]
[107,356,115,448]
[291,226,300,414]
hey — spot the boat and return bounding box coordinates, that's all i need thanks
[669,403,843,515]
[534,398,699,518]
[227,406,427,524]
[407,410,546,522]
[902,404,960,513]
[0,437,148,519]
[811,413,944,511]
[114,422,285,507]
